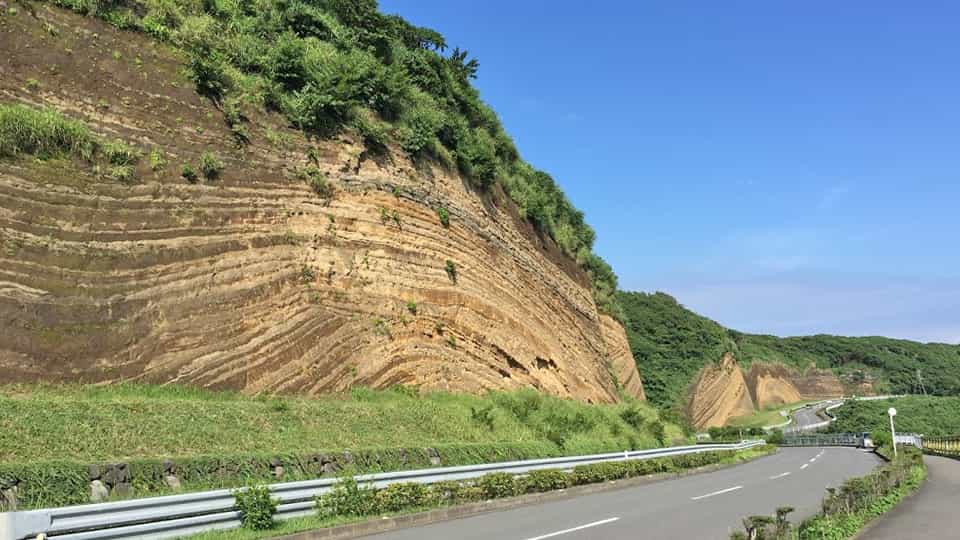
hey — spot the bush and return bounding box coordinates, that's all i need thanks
[406,300,417,314]
[476,472,518,499]
[188,44,231,100]
[102,139,141,166]
[107,164,135,183]
[316,477,377,518]
[181,163,199,183]
[523,469,568,493]
[199,151,223,180]
[444,260,457,283]
[233,485,278,530]
[619,407,646,431]
[0,103,96,160]
[148,149,166,171]
[374,482,428,512]
[437,206,450,228]
[300,165,332,198]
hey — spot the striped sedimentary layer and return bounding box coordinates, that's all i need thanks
[0,7,643,403]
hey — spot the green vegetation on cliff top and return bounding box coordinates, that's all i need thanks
[33,0,619,314]
[617,291,960,412]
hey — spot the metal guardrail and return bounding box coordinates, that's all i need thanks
[0,441,764,540]
[781,395,905,435]
[922,435,960,457]
[780,433,866,447]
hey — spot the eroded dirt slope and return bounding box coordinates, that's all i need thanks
[0,7,643,402]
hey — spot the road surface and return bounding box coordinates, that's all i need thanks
[865,454,960,539]
[360,447,881,540]
[785,400,842,433]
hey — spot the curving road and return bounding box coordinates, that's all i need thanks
[865,455,960,539]
[360,447,881,540]
[784,399,842,433]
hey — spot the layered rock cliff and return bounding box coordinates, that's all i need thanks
[688,354,864,428]
[0,7,643,403]
[686,352,755,428]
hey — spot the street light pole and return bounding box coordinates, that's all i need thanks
[888,407,898,458]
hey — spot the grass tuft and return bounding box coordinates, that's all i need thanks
[0,103,96,160]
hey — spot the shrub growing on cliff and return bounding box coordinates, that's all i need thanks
[102,138,141,166]
[181,163,198,183]
[444,260,457,283]
[437,206,450,228]
[199,151,223,180]
[300,166,332,198]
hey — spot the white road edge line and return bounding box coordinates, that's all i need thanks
[770,472,791,480]
[801,463,809,470]
[525,517,620,540]
[809,458,816,463]
[690,485,743,500]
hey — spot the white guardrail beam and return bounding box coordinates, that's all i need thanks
[0,441,764,540]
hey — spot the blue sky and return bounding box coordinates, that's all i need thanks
[380,1,960,343]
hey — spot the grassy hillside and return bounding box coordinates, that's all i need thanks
[827,396,960,437]
[28,0,619,314]
[617,291,960,412]
[0,384,679,464]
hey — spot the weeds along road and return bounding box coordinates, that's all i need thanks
[360,447,881,540]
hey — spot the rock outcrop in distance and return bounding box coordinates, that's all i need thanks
[0,8,643,403]
[687,353,873,428]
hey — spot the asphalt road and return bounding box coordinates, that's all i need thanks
[360,447,882,540]
[866,454,960,539]
[786,400,842,433]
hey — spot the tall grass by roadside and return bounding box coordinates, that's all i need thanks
[0,384,682,464]
[0,103,97,160]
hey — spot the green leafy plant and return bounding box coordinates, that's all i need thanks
[107,164,135,183]
[374,482,428,513]
[102,139,141,166]
[315,477,376,518]
[437,206,450,228]
[181,163,198,183]
[300,165,332,198]
[406,300,417,314]
[199,151,223,180]
[444,260,457,283]
[148,149,166,171]
[233,485,278,530]
[476,472,517,499]
[523,469,568,493]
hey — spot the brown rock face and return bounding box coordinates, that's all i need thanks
[0,8,642,404]
[686,353,754,428]
[744,363,802,410]
[600,314,646,400]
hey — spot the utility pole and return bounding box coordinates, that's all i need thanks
[888,407,898,458]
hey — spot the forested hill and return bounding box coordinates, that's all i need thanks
[617,291,960,410]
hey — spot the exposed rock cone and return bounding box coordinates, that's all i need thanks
[686,352,754,428]
[0,8,643,404]
[745,363,802,409]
